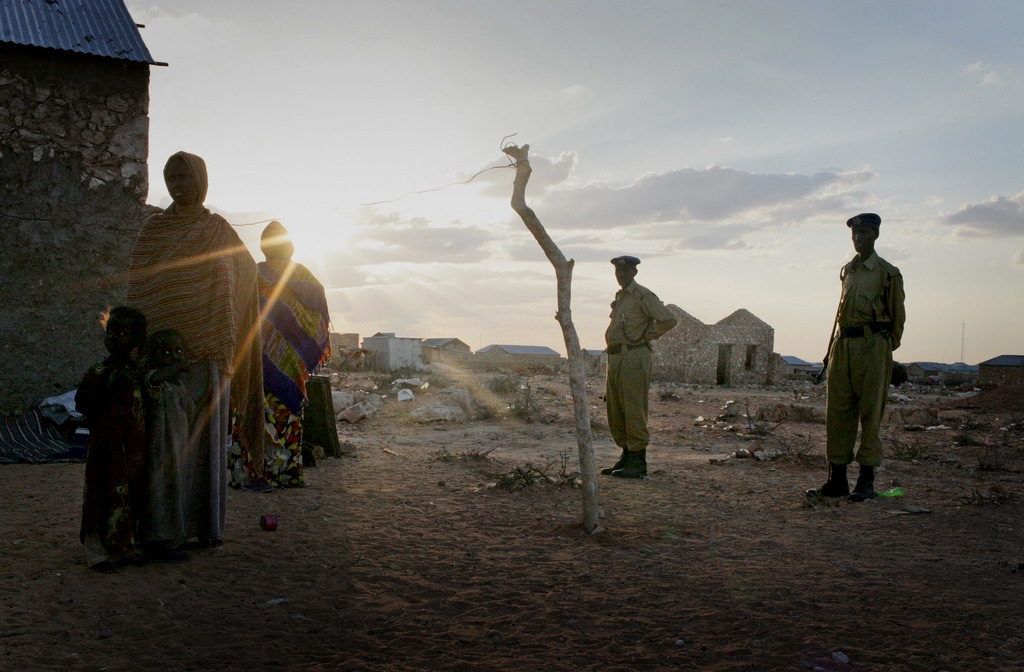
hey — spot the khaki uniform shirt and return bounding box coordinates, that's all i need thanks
[605,281,677,347]
[838,252,906,350]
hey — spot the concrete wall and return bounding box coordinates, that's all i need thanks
[362,337,423,371]
[0,47,156,412]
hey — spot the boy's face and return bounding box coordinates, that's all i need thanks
[153,334,186,368]
[105,316,143,358]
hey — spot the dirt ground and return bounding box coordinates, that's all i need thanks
[2,369,1023,672]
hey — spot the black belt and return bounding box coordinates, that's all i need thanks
[840,322,891,338]
[606,342,649,355]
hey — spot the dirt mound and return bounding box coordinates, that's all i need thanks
[950,383,1024,414]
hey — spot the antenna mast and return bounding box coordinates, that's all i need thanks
[961,321,965,362]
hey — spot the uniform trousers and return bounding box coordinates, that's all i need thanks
[826,332,893,467]
[606,347,653,452]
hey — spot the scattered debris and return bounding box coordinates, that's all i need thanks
[887,503,931,515]
[489,463,581,491]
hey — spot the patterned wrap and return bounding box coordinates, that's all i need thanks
[258,260,331,413]
[126,151,264,473]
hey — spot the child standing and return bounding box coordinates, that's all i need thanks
[76,306,148,573]
[138,328,192,561]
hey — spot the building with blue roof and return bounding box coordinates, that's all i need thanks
[979,355,1024,387]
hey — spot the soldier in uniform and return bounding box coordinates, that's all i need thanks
[808,213,906,501]
[602,256,678,479]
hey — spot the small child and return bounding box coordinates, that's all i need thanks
[138,328,192,562]
[76,306,148,573]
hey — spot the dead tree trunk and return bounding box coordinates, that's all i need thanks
[502,143,601,534]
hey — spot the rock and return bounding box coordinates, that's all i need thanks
[755,403,823,424]
[394,377,422,388]
[409,405,466,423]
[438,388,474,414]
[887,406,940,425]
[337,401,377,423]
[397,389,414,401]
[332,389,356,410]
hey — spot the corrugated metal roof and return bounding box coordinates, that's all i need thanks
[979,355,1024,367]
[0,0,159,64]
[477,344,561,356]
[911,361,980,373]
[421,338,459,348]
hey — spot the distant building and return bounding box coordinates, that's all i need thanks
[362,334,423,371]
[326,332,363,369]
[907,362,980,386]
[583,349,607,375]
[474,344,564,373]
[978,355,1024,387]
[330,333,360,352]
[777,355,821,380]
[654,306,776,385]
[421,338,472,367]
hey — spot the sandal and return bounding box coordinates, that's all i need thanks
[150,549,188,563]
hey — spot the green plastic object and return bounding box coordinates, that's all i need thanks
[877,487,904,498]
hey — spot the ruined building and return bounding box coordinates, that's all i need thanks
[653,306,776,385]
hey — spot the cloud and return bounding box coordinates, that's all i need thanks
[348,210,497,264]
[964,60,1003,87]
[471,151,578,198]
[940,192,1024,239]
[352,156,881,268]
[1013,251,1024,268]
[669,222,757,251]
[530,165,874,234]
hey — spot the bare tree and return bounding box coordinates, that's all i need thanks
[502,143,601,534]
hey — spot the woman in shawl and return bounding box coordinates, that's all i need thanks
[250,221,331,487]
[127,151,263,548]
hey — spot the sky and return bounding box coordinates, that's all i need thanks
[126,0,1024,365]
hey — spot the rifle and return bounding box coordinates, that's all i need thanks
[815,292,844,385]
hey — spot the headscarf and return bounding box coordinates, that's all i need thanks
[127,151,265,473]
[258,221,331,413]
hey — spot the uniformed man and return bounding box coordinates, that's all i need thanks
[602,256,678,479]
[808,213,906,501]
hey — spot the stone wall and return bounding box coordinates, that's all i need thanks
[0,47,156,412]
[979,364,1024,388]
[653,305,776,385]
[422,347,473,368]
[470,351,565,374]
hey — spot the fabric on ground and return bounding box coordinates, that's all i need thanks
[0,408,83,464]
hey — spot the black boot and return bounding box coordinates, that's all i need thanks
[612,449,647,479]
[849,465,875,502]
[806,462,849,498]
[600,448,629,476]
